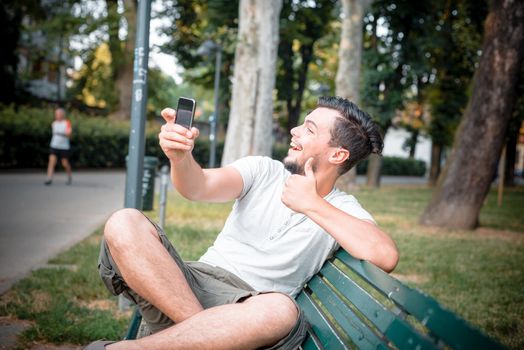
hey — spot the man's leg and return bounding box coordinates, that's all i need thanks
[108,292,299,350]
[103,208,203,322]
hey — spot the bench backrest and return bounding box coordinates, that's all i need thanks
[296,249,505,350]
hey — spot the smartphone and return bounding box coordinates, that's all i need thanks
[175,97,196,129]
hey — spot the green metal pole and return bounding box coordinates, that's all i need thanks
[120,0,151,312]
[124,0,152,210]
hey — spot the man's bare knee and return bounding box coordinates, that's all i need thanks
[245,292,298,334]
[104,208,156,247]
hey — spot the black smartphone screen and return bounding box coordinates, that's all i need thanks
[175,97,196,129]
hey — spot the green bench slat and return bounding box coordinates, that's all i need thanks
[124,247,506,350]
[319,261,438,350]
[124,308,142,340]
[296,291,349,350]
[307,275,388,350]
[301,332,323,350]
[335,250,506,350]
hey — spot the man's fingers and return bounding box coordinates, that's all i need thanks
[160,130,193,146]
[159,139,193,151]
[304,158,314,178]
[190,127,200,139]
[161,108,176,123]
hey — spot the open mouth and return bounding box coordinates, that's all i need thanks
[290,140,303,151]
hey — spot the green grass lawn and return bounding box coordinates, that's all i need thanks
[0,184,522,349]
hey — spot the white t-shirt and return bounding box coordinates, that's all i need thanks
[199,156,375,297]
[50,120,71,150]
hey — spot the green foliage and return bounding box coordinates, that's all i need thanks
[364,0,487,145]
[356,156,426,176]
[425,0,487,146]
[158,0,238,124]
[70,44,118,110]
[276,0,338,133]
[147,68,181,117]
[362,0,434,131]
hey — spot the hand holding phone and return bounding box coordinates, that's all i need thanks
[175,97,196,129]
[158,98,198,164]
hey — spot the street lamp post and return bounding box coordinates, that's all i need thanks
[197,40,221,168]
[120,0,151,312]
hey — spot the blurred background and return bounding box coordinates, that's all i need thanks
[0,0,523,349]
[1,0,522,186]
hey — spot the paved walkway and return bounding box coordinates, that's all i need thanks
[0,171,126,295]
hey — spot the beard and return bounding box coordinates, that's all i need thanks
[283,156,317,175]
[283,158,303,175]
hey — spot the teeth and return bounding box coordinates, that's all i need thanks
[290,141,301,151]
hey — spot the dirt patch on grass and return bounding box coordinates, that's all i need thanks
[31,291,52,313]
[391,222,523,242]
[0,290,20,309]
[77,299,132,320]
[420,226,524,241]
[0,315,33,327]
[82,299,114,311]
[474,227,523,241]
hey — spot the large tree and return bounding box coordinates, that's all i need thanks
[221,0,283,165]
[420,0,524,229]
[335,0,372,188]
[425,0,487,185]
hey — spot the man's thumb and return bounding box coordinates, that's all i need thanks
[161,108,176,123]
[305,158,315,178]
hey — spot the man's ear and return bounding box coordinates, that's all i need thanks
[328,147,350,166]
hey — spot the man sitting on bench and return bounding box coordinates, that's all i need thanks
[85,96,399,350]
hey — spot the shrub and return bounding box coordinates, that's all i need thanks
[0,106,222,169]
[0,106,426,176]
[356,156,426,176]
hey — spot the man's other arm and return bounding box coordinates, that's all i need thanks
[282,159,399,272]
[159,108,243,202]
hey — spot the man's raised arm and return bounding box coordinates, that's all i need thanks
[159,108,244,202]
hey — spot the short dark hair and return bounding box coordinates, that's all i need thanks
[317,96,383,175]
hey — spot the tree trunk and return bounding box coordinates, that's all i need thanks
[366,153,383,187]
[420,0,524,229]
[222,0,283,165]
[428,142,442,186]
[408,129,419,159]
[504,128,517,187]
[109,0,137,120]
[285,43,314,135]
[335,0,372,188]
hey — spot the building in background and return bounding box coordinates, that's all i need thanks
[17,15,71,102]
[382,127,432,170]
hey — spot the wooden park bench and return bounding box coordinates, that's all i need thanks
[123,248,505,349]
